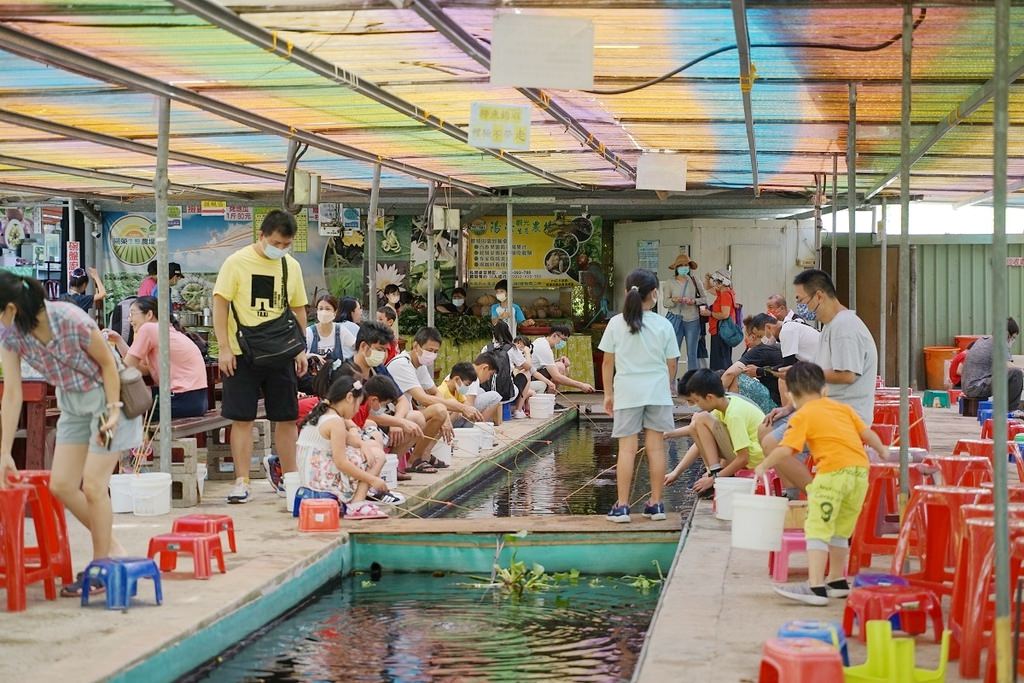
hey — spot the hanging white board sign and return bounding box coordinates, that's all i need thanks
[636,153,688,192]
[490,14,594,90]
[467,102,532,151]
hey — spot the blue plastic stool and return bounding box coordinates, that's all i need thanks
[502,403,513,421]
[852,573,909,630]
[978,408,993,425]
[81,557,162,610]
[292,487,343,517]
[776,620,849,666]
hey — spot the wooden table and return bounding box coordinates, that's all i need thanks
[0,380,51,469]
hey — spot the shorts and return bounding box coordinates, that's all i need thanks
[539,368,553,381]
[611,404,675,438]
[701,414,737,462]
[222,355,298,422]
[804,466,869,548]
[55,386,143,453]
[528,380,548,395]
[770,414,811,464]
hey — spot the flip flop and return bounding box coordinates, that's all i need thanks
[61,572,105,598]
[397,471,413,481]
[408,461,438,474]
[426,457,450,470]
[345,501,389,520]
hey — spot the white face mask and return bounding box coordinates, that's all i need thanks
[452,298,465,307]
[457,382,469,396]
[316,309,335,325]
[366,348,386,367]
[418,349,438,365]
[263,242,289,260]
[495,292,507,302]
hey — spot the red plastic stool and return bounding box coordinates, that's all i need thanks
[891,485,991,596]
[758,637,844,682]
[0,484,59,611]
[874,397,929,450]
[172,514,237,553]
[298,499,341,532]
[848,463,925,575]
[18,470,73,587]
[147,532,226,580]
[842,585,943,643]
[871,424,896,446]
[982,536,1024,682]
[923,455,992,487]
[980,418,1024,440]
[980,481,1024,504]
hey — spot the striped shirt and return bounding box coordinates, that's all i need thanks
[1,302,103,393]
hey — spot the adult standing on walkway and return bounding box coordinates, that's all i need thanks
[213,209,308,504]
[706,269,737,372]
[0,272,142,596]
[664,254,705,375]
[962,317,1023,411]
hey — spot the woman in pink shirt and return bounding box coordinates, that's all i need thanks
[108,296,208,419]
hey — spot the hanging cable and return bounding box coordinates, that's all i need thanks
[586,8,926,96]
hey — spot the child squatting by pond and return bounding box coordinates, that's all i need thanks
[599,268,680,523]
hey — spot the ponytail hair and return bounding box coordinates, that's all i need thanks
[133,295,187,334]
[622,268,658,334]
[0,271,45,334]
[301,374,365,428]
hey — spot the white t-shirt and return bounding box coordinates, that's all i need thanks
[532,336,557,369]
[815,309,878,423]
[598,311,679,410]
[305,323,356,360]
[780,319,821,363]
[507,345,527,372]
[338,321,360,359]
[386,351,434,399]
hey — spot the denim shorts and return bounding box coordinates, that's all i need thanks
[611,404,675,438]
[55,386,143,453]
[771,414,810,463]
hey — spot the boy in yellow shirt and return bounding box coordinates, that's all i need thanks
[755,361,887,606]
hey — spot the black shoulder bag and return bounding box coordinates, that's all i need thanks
[230,258,306,367]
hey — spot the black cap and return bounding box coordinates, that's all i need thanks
[168,262,184,278]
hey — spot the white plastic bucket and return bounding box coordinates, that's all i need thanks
[381,454,399,489]
[453,428,481,457]
[432,438,453,465]
[283,471,300,513]
[731,489,790,551]
[196,463,207,498]
[130,472,172,517]
[474,422,497,449]
[887,446,928,463]
[529,394,556,419]
[713,477,755,521]
[109,474,134,514]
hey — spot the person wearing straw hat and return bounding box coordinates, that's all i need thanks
[664,253,705,376]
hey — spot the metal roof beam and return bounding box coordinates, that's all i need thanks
[166,0,583,191]
[0,181,120,201]
[952,179,1024,208]
[0,109,368,196]
[0,153,252,202]
[0,25,492,195]
[730,0,760,196]
[864,47,1024,200]
[408,0,637,182]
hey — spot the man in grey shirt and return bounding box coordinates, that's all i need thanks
[962,317,1022,411]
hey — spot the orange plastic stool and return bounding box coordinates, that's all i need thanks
[172,514,237,553]
[874,397,929,450]
[923,455,992,487]
[147,532,226,580]
[298,498,341,532]
[758,637,844,682]
[18,470,73,587]
[0,484,59,611]
[842,585,943,643]
[848,463,925,575]
[892,485,991,596]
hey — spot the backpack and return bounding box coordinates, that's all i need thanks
[108,296,137,346]
[485,342,516,401]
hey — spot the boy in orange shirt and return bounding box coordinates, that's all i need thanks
[755,361,887,606]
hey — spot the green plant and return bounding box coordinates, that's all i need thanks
[620,560,666,595]
[435,312,492,339]
[398,305,427,335]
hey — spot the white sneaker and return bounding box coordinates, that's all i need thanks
[513,410,527,419]
[772,582,828,606]
[226,480,250,504]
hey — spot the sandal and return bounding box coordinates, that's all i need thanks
[427,457,450,470]
[61,572,105,599]
[345,501,389,520]
[408,461,438,474]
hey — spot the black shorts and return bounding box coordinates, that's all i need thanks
[514,373,528,394]
[221,355,298,422]
[539,368,552,381]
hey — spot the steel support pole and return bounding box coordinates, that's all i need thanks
[831,154,838,278]
[506,193,515,338]
[366,163,381,318]
[813,174,822,269]
[848,82,858,309]
[427,183,438,329]
[898,5,913,516]
[993,1,1012,679]
[879,196,888,385]
[154,97,172,474]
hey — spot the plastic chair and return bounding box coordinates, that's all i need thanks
[0,483,59,612]
[172,513,237,553]
[891,485,991,596]
[299,498,341,532]
[922,390,949,408]
[871,424,897,447]
[843,585,944,643]
[147,532,226,580]
[758,637,844,683]
[18,470,73,588]
[922,454,992,487]
[292,486,341,517]
[80,557,162,610]
[848,464,925,575]
[769,530,808,583]
[844,620,951,683]
[776,620,848,665]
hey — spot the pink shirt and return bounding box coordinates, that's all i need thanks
[127,322,207,394]
[137,277,157,297]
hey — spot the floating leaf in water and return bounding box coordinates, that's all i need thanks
[361,580,376,588]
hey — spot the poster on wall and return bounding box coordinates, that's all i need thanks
[466,214,602,288]
[251,207,308,252]
[318,203,342,237]
[638,240,659,271]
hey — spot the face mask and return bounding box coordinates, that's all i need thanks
[457,383,469,396]
[795,302,817,322]
[496,292,507,302]
[452,298,465,307]
[316,309,335,325]
[677,267,690,277]
[418,349,438,365]
[387,294,400,304]
[263,242,289,260]
[366,349,386,367]
[554,339,567,350]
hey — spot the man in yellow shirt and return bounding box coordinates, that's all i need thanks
[755,361,887,606]
[213,209,309,504]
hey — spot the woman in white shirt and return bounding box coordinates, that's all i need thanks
[306,294,355,364]
[336,296,362,359]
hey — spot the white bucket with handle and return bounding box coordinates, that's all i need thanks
[432,438,453,465]
[453,428,481,457]
[474,422,497,449]
[714,476,755,521]
[529,394,556,419]
[109,474,135,514]
[130,472,172,517]
[731,476,790,551]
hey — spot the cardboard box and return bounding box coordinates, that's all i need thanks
[784,501,808,530]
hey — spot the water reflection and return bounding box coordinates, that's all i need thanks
[443,424,701,518]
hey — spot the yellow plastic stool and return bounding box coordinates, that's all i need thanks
[844,620,950,683]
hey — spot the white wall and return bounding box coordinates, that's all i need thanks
[611,217,817,316]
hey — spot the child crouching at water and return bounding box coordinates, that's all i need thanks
[599,269,680,523]
[754,361,886,605]
[297,374,392,520]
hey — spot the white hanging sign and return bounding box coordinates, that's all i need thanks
[490,14,594,90]
[468,102,532,151]
[636,153,688,193]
